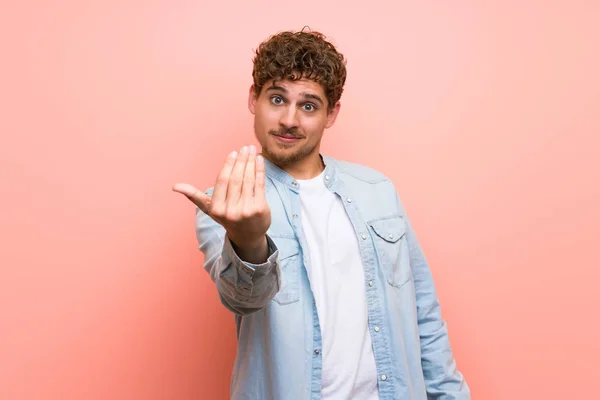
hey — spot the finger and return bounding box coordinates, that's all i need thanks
[254,154,266,205]
[210,150,238,212]
[241,145,256,203]
[226,146,249,207]
[172,183,211,213]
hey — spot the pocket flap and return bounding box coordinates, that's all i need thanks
[368,216,406,243]
[270,236,300,260]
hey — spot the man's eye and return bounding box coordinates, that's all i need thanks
[303,104,315,112]
[271,96,283,105]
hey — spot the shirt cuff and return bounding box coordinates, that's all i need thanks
[222,234,279,282]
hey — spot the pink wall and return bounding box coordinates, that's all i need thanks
[1,1,599,399]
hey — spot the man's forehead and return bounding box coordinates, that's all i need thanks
[265,78,325,95]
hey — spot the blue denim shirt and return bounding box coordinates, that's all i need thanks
[196,155,470,400]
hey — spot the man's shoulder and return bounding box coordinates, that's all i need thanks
[329,156,392,184]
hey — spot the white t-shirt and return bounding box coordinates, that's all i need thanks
[297,171,379,400]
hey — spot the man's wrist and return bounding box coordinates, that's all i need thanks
[228,234,269,265]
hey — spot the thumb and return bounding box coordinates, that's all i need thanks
[172,183,211,213]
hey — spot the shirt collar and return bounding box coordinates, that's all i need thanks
[262,154,338,190]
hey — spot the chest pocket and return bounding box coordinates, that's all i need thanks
[269,235,301,305]
[368,216,412,288]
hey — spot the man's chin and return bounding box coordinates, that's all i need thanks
[262,147,300,166]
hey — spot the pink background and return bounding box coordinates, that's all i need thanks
[1,1,599,399]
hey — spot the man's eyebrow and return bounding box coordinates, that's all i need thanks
[265,85,288,94]
[265,85,324,105]
[301,92,324,106]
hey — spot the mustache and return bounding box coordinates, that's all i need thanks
[269,128,303,138]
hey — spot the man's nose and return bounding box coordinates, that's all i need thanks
[279,106,299,129]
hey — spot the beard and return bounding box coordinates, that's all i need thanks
[260,127,317,167]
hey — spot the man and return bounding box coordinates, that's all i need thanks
[173,29,470,400]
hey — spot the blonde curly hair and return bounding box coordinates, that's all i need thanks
[252,29,347,110]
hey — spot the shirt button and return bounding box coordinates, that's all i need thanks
[381,375,387,381]
[374,326,380,333]
[325,175,330,181]
[388,233,394,239]
[361,233,367,240]
[346,197,352,203]
[292,181,298,186]
[368,281,373,287]
[292,214,298,219]
[314,349,320,355]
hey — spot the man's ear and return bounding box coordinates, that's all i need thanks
[248,85,258,115]
[325,101,341,129]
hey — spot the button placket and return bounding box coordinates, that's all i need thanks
[241,265,255,278]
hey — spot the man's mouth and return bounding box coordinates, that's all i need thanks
[270,129,303,143]
[272,132,301,143]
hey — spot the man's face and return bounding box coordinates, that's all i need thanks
[248,78,340,168]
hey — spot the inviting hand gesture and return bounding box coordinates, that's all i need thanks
[173,145,271,262]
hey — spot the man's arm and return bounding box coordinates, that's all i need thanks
[173,145,277,315]
[195,193,281,316]
[396,193,471,399]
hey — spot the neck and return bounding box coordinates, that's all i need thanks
[264,152,325,180]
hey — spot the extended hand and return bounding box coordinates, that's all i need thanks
[173,145,271,250]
